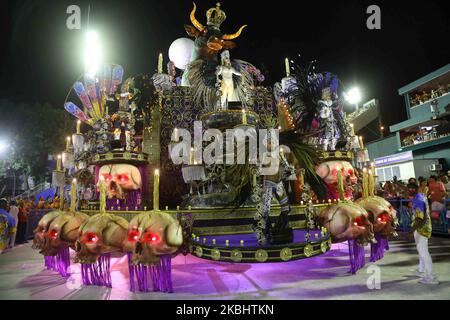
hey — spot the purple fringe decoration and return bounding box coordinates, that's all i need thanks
[80,253,112,287]
[370,233,389,262]
[43,247,71,278]
[44,255,56,270]
[106,190,142,211]
[348,239,366,274]
[127,253,173,293]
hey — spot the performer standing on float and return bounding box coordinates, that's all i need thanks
[318,88,338,151]
[254,135,296,245]
[407,183,439,285]
[216,50,242,110]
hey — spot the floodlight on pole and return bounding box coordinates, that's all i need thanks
[344,87,362,110]
[0,141,9,154]
[84,30,101,77]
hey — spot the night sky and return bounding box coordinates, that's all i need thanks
[0,0,448,130]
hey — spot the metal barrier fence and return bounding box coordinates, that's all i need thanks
[387,198,450,235]
[25,209,53,240]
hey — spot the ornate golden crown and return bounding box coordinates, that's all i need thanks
[189,2,247,40]
[207,2,227,27]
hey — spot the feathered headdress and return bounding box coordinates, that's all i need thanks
[283,60,342,135]
[64,64,124,125]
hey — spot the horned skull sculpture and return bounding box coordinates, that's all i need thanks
[356,196,398,238]
[98,164,142,200]
[317,201,375,245]
[74,214,129,264]
[123,211,183,266]
[33,210,89,256]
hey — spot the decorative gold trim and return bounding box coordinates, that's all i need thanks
[199,247,328,262]
[123,152,131,160]
[321,241,327,253]
[255,249,268,262]
[280,247,293,261]
[211,248,221,261]
[194,246,203,257]
[231,249,243,262]
[304,244,313,257]
[199,109,260,121]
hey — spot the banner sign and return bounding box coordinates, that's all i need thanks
[374,151,413,167]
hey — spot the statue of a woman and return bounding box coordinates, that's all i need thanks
[216,50,242,110]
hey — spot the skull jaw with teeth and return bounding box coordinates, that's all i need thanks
[123,211,184,266]
[74,214,129,264]
[33,210,89,256]
[356,196,398,238]
[318,201,375,246]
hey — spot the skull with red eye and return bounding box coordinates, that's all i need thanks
[47,229,59,240]
[356,196,398,238]
[32,210,62,251]
[124,211,183,266]
[316,161,358,200]
[127,229,140,243]
[316,161,357,185]
[32,210,89,256]
[97,164,142,200]
[74,214,129,264]
[318,201,375,245]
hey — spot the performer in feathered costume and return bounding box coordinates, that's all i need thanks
[281,60,350,151]
[182,2,255,110]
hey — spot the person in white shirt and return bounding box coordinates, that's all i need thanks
[440,174,450,198]
[8,200,19,249]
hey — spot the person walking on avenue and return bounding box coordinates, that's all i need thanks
[8,200,19,249]
[0,198,17,253]
[407,183,439,285]
[16,202,29,244]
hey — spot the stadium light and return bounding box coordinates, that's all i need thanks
[84,30,101,77]
[344,87,362,109]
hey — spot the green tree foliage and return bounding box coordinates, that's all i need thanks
[0,99,73,185]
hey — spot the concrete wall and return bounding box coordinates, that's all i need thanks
[367,135,399,159]
[412,143,450,172]
[409,93,450,122]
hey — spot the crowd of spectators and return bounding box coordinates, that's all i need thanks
[381,173,450,209]
[0,195,60,253]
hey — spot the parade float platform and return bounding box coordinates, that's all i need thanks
[79,204,331,263]
[81,204,329,233]
[2,233,450,300]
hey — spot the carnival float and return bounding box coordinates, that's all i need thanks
[32,2,398,293]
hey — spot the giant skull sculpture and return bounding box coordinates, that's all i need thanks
[316,160,357,199]
[74,214,129,264]
[33,210,89,256]
[124,211,183,266]
[316,160,357,185]
[97,164,142,200]
[356,196,398,238]
[317,201,375,245]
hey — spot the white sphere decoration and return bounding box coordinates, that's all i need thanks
[168,38,194,70]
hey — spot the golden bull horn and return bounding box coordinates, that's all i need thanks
[190,2,204,31]
[222,25,247,40]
